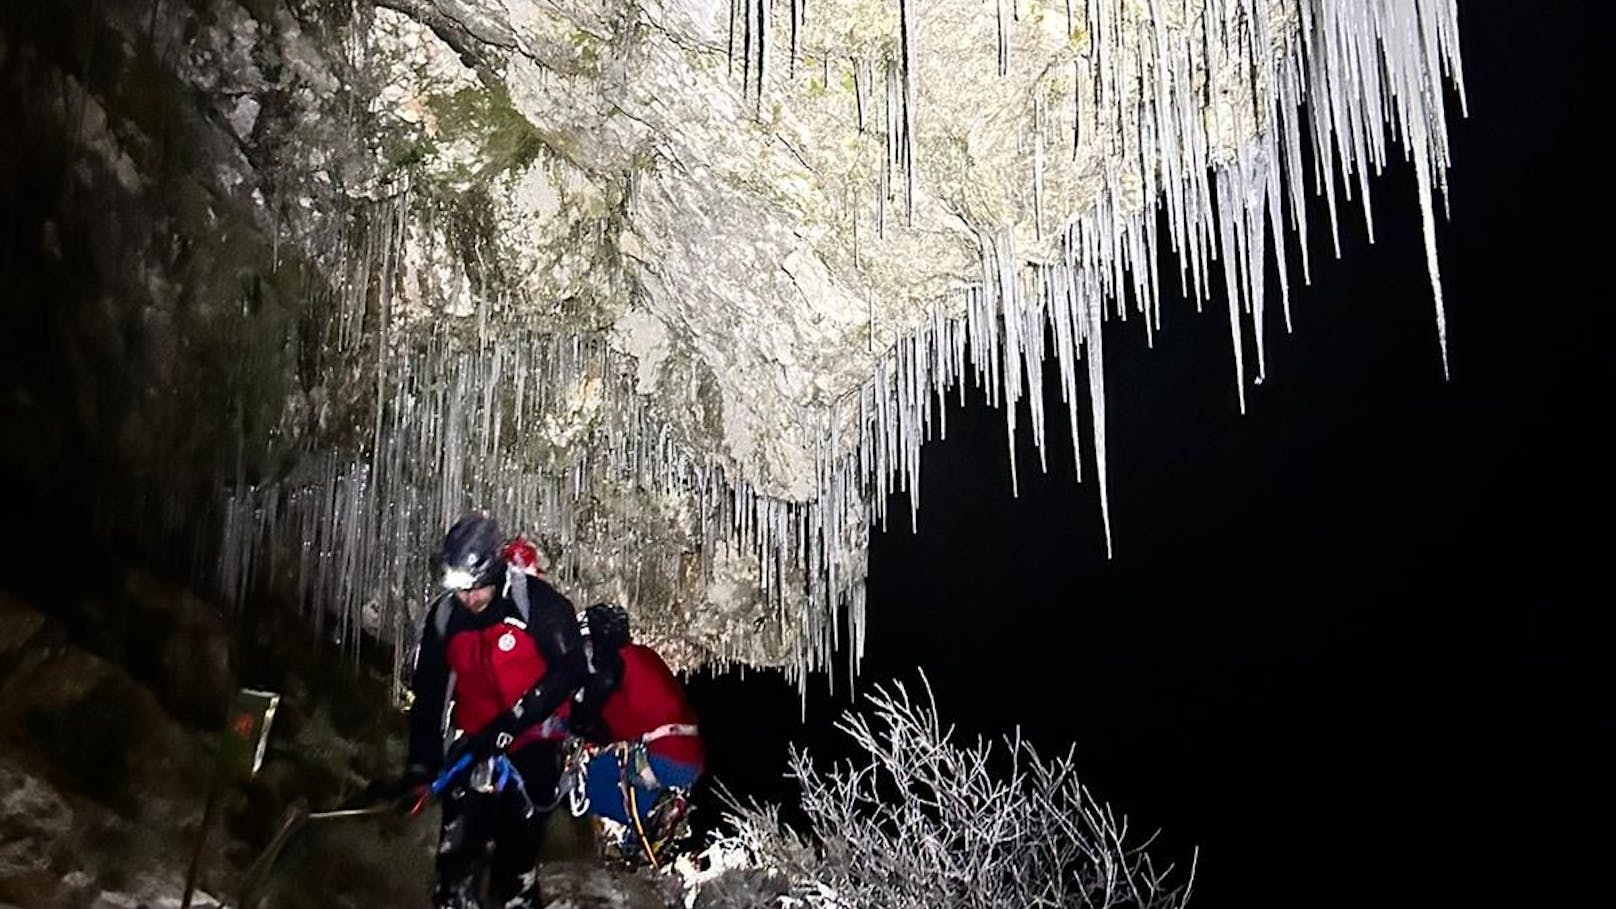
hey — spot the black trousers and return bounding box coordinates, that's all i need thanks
[433,742,561,909]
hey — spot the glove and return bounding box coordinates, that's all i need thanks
[568,709,608,745]
[444,677,570,771]
[367,765,433,810]
[570,656,621,744]
[581,669,618,711]
[443,723,510,770]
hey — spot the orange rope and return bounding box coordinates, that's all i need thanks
[623,769,661,871]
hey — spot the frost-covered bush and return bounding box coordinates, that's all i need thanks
[682,677,1195,909]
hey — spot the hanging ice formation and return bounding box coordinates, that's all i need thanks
[215,0,1466,694]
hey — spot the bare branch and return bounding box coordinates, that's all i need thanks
[684,675,1196,908]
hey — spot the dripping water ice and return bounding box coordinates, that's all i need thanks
[212,0,1467,698]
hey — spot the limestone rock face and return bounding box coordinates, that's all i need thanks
[1,1,1465,680]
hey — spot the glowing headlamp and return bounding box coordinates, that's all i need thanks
[441,566,480,591]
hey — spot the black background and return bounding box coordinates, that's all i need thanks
[687,4,1610,907]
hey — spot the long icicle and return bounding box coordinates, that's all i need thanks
[208,0,1468,699]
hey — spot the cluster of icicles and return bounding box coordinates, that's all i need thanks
[215,0,1465,693]
[216,318,878,691]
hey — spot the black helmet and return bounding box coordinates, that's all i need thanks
[438,511,503,590]
[585,602,631,650]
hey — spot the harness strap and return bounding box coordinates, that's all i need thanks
[506,565,531,624]
[438,671,458,757]
[430,592,454,640]
[504,715,568,755]
[641,723,699,742]
[425,594,459,758]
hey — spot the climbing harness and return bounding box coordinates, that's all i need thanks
[411,747,536,819]
[559,735,697,870]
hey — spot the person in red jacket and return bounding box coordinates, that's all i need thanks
[399,512,586,909]
[571,602,704,859]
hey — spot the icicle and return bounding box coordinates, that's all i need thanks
[741,0,753,99]
[1081,266,1112,556]
[204,0,1469,698]
[755,0,768,108]
[996,0,1009,77]
[852,186,862,268]
[898,0,916,225]
[853,57,868,132]
[1073,59,1082,157]
[1033,93,1046,242]
[790,0,803,77]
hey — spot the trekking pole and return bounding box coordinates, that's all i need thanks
[240,753,482,907]
[179,761,226,909]
[236,803,309,909]
[307,805,400,820]
[237,795,410,909]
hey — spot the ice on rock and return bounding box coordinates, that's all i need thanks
[211,0,1465,694]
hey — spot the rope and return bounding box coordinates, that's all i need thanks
[561,737,694,868]
[619,747,661,872]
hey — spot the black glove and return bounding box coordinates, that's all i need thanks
[580,666,619,710]
[368,765,434,809]
[570,681,614,743]
[568,707,608,744]
[571,650,622,744]
[443,723,510,769]
[400,764,434,792]
[445,678,573,769]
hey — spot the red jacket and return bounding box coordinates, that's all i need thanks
[595,643,705,768]
[407,576,585,772]
[444,615,550,737]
